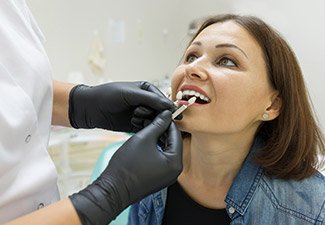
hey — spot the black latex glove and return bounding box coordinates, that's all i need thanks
[68,81,177,132]
[69,110,182,225]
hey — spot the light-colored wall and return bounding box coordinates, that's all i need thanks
[27,0,325,129]
[27,0,232,85]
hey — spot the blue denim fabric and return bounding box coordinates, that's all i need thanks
[127,138,325,225]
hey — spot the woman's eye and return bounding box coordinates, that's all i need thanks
[218,57,237,67]
[185,54,198,63]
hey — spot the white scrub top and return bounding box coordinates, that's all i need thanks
[0,0,59,223]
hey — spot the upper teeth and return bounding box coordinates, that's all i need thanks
[177,90,210,102]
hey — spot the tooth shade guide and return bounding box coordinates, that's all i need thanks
[176,91,182,100]
[171,97,197,120]
[188,96,196,105]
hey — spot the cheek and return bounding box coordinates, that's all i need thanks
[212,75,269,120]
[216,74,265,102]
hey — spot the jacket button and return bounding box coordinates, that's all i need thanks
[25,134,32,143]
[37,203,44,209]
[228,207,235,214]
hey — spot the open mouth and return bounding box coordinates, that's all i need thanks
[177,90,211,104]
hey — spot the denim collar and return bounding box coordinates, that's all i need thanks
[225,136,264,216]
[139,136,264,220]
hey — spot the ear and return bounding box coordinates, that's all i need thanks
[264,91,282,121]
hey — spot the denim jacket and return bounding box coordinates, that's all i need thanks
[127,138,325,225]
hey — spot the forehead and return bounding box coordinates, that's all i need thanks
[193,21,263,57]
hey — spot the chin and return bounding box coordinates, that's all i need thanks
[175,120,188,131]
[175,118,196,134]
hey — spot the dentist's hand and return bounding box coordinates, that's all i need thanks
[69,110,183,225]
[68,81,177,132]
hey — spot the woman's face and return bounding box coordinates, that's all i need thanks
[171,21,276,136]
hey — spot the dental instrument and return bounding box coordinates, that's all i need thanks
[172,96,196,120]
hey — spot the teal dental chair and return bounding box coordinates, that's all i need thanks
[91,140,129,225]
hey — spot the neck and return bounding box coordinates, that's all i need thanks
[180,132,255,188]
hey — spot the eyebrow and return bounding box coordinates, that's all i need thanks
[191,41,248,58]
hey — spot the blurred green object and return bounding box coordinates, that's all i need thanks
[91,140,129,225]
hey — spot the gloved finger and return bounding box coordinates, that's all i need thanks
[140,82,178,113]
[133,107,162,130]
[131,117,143,129]
[124,82,177,112]
[131,117,152,131]
[139,81,167,98]
[143,119,152,128]
[125,90,175,113]
[158,121,183,177]
[133,106,156,119]
[163,122,182,156]
[137,110,172,140]
[157,132,168,149]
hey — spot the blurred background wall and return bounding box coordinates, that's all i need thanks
[27,0,325,129]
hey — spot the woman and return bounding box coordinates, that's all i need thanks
[127,14,325,225]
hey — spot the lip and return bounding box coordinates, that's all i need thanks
[178,100,202,106]
[179,84,210,98]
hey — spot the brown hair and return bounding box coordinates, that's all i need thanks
[189,14,325,180]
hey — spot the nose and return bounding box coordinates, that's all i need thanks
[184,59,209,81]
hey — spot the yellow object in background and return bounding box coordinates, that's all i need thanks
[88,30,106,76]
